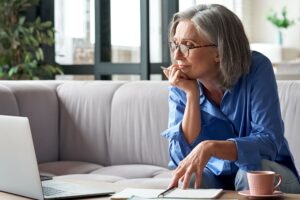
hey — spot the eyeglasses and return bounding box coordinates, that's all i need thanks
[169,42,217,58]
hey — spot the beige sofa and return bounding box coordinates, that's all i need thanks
[0,80,299,188]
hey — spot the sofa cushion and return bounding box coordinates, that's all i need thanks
[277,81,300,172]
[54,174,125,183]
[0,85,19,116]
[109,81,170,167]
[153,171,173,178]
[57,81,124,165]
[39,161,102,176]
[90,164,169,179]
[1,82,60,163]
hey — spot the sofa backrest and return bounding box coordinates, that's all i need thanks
[109,81,170,167]
[0,80,299,172]
[57,81,124,166]
[107,81,300,170]
[0,81,60,163]
[277,81,300,172]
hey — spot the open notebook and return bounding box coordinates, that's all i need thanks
[111,188,223,199]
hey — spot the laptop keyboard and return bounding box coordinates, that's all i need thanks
[40,174,53,181]
[42,186,65,196]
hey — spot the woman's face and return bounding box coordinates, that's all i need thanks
[172,20,220,81]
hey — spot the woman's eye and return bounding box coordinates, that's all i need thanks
[186,44,194,48]
[185,42,194,47]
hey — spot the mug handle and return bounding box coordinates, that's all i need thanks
[273,174,282,191]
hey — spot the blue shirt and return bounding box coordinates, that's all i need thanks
[161,51,299,180]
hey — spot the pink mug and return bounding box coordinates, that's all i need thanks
[247,171,282,195]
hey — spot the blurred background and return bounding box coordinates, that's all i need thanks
[1,0,300,80]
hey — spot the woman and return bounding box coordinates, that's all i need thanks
[161,4,300,193]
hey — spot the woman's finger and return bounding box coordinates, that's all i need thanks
[179,176,184,183]
[182,166,193,189]
[169,162,188,188]
[168,172,182,188]
[170,69,185,86]
[174,70,181,83]
[194,166,202,189]
[163,69,170,78]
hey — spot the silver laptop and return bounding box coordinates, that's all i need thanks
[0,115,114,199]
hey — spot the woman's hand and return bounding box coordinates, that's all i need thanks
[168,140,237,189]
[168,141,213,189]
[163,65,198,96]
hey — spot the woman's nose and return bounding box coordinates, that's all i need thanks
[173,48,185,61]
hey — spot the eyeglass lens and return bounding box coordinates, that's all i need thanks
[170,43,189,57]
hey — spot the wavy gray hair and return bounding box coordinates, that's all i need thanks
[169,4,251,89]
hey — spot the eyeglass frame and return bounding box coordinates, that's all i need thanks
[169,42,217,58]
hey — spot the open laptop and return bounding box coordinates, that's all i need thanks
[0,115,114,199]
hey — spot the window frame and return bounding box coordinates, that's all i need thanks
[43,0,179,80]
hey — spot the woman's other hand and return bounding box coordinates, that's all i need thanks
[168,140,237,189]
[168,140,213,189]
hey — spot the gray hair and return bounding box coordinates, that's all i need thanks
[169,4,251,89]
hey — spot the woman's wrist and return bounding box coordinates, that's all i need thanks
[186,92,199,101]
[205,140,237,161]
[186,87,200,99]
[201,140,215,157]
[185,80,199,97]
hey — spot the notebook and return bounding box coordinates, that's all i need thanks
[111,188,223,199]
[0,115,114,199]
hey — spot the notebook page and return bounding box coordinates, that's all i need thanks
[165,188,223,199]
[111,188,164,199]
[111,188,223,199]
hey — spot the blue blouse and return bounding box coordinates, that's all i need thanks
[161,51,299,180]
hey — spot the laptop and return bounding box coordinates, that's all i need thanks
[0,115,114,199]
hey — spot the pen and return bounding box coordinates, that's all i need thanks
[160,66,169,71]
[157,187,176,198]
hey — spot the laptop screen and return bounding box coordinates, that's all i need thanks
[0,115,114,199]
[0,115,44,199]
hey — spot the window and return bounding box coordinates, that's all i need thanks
[53,0,178,80]
[179,0,252,40]
[150,0,163,63]
[55,0,95,65]
[110,0,140,63]
[180,0,236,14]
[40,0,299,80]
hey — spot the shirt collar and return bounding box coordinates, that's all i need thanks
[197,80,205,105]
[197,81,231,122]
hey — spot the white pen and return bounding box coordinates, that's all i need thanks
[160,66,170,71]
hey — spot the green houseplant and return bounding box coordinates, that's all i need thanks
[0,0,63,80]
[267,6,295,45]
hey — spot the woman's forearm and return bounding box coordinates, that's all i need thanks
[182,92,201,144]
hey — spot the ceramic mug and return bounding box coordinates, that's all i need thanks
[247,171,282,195]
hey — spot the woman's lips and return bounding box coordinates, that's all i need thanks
[178,65,190,70]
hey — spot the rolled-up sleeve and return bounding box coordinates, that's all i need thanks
[161,87,193,169]
[229,55,284,171]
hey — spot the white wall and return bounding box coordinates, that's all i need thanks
[250,0,300,51]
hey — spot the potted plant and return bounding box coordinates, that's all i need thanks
[0,0,63,80]
[267,6,295,46]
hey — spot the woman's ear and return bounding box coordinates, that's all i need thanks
[214,50,220,63]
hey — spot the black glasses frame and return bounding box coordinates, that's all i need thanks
[169,42,217,57]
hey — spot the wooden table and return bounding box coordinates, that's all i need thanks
[1,178,300,199]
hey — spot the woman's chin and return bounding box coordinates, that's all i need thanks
[181,72,195,80]
[180,68,191,75]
